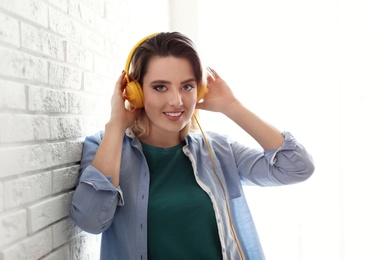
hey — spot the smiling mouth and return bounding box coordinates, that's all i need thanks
[164,112,183,117]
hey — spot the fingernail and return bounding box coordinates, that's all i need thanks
[122,70,125,73]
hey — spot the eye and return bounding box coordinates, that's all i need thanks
[182,84,195,91]
[153,85,167,91]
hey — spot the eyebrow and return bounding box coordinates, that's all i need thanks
[150,78,197,85]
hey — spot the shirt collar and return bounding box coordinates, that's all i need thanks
[125,127,199,145]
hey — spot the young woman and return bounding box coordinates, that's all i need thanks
[70,32,315,260]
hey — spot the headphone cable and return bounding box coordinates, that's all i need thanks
[193,115,245,260]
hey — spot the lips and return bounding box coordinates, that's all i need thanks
[163,111,184,120]
[164,112,183,117]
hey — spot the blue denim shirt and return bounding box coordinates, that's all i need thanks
[70,130,314,260]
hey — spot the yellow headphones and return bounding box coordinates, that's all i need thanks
[123,32,208,109]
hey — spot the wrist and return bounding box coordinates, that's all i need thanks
[221,99,242,118]
[105,120,128,135]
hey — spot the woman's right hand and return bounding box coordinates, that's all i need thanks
[108,72,140,131]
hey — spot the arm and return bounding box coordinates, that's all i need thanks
[196,68,284,150]
[91,72,139,187]
[70,73,139,233]
[197,68,314,184]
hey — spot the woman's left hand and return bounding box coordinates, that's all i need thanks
[195,67,239,114]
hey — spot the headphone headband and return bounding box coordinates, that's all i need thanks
[124,32,159,78]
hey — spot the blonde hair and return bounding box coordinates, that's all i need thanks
[129,32,206,140]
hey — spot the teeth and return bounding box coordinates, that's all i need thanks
[165,112,181,116]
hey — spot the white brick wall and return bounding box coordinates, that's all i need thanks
[0,0,170,259]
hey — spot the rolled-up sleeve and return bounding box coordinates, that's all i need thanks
[69,132,125,234]
[70,165,124,234]
[263,131,315,185]
[234,131,315,186]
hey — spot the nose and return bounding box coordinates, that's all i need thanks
[169,89,183,108]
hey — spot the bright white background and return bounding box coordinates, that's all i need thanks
[171,0,390,259]
[132,0,390,259]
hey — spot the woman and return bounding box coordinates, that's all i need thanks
[70,32,315,260]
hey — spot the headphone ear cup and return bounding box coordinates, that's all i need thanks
[197,85,208,102]
[124,80,144,108]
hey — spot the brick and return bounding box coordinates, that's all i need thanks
[0,210,27,247]
[81,24,106,53]
[93,54,118,77]
[1,227,52,260]
[68,91,110,115]
[0,12,20,46]
[0,0,48,27]
[0,114,34,142]
[83,71,112,93]
[66,42,93,70]
[49,62,82,89]
[0,114,50,143]
[49,7,81,43]
[52,218,81,248]
[28,142,70,168]
[28,85,68,113]
[0,80,26,110]
[65,140,83,163]
[79,0,104,17]
[68,0,96,28]
[4,171,52,209]
[0,142,73,177]
[81,115,107,136]
[50,116,82,139]
[0,146,25,177]
[28,193,71,232]
[52,165,79,194]
[21,22,65,60]
[0,46,48,83]
[41,244,70,260]
[45,0,68,12]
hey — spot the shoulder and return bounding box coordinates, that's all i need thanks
[187,131,235,152]
[188,131,231,143]
[84,131,104,144]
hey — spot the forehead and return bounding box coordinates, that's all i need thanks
[144,56,195,80]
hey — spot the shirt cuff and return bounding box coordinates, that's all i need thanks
[266,131,297,165]
[79,165,125,206]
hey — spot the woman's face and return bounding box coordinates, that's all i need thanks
[142,56,198,138]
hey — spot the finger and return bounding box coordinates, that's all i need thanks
[116,71,126,85]
[207,67,220,79]
[206,67,214,81]
[115,71,127,93]
[206,74,214,85]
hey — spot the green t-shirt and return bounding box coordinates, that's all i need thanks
[142,141,222,260]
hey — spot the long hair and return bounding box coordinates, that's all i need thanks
[129,32,206,140]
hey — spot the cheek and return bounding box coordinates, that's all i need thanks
[186,92,198,105]
[142,92,159,116]
[143,89,158,106]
